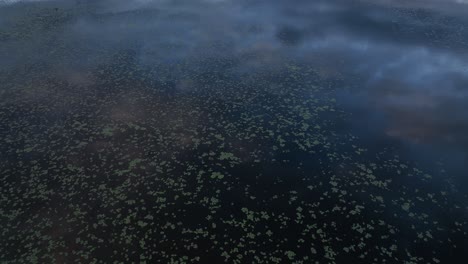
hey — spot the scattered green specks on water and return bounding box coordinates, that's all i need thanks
[0,1,467,263]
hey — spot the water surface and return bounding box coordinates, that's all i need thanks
[1,0,467,263]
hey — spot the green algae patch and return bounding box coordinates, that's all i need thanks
[210,172,224,180]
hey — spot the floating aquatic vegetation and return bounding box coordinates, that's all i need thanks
[0,0,467,263]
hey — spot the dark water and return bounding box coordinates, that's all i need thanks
[1,0,467,263]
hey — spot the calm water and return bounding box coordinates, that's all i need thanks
[1,0,467,263]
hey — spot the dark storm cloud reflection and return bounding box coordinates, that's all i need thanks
[2,0,468,173]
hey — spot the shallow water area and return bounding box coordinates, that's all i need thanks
[1,0,468,263]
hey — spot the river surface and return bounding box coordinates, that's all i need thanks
[1,0,468,263]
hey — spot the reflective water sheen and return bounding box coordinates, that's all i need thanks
[1,0,467,263]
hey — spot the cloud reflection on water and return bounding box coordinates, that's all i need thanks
[1,0,467,172]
